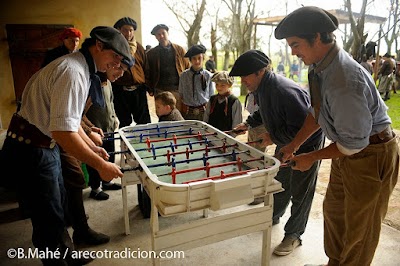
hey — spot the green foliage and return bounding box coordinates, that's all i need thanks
[384,92,400,129]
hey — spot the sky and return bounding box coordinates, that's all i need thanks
[141,0,393,54]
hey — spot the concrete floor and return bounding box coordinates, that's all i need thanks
[1,183,400,266]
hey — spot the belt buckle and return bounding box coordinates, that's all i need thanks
[193,108,200,116]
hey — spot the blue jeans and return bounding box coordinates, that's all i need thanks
[273,139,324,239]
[2,137,65,251]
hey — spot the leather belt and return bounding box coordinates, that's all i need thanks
[369,126,394,145]
[123,85,138,91]
[187,104,206,116]
[7,113,56,149]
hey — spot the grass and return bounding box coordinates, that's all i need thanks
[237,88,400,130]
[383,92,400,130]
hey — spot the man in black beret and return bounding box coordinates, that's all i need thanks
[145,23,190,114]
[178,44,215,120]
[1,25,132,265]
[276,6,398,266]
[232,50,324,256]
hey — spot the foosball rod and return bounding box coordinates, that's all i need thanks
[145,132,217,147]
[120,122,200,133]
[159,156,264,178]
[134,137,222,152]
[140,142,236,160]
[146,150,249,168]
[181,168,260,184]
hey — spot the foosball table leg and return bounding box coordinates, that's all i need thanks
[122,183,130,235]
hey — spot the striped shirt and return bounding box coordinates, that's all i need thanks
[19,52,90,138]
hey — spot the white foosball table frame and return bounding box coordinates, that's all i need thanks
[119,121,282,265]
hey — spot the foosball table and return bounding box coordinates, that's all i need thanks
[117,120,282,265]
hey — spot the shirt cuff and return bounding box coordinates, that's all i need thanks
[336,142,363,156]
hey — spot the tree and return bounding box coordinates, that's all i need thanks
[383,0,400,56]
[163,0,207,48]
[343,0,368,62]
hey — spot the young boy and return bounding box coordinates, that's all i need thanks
[155,91,184,121]
[179,44,215,120]
[203,71,242,131]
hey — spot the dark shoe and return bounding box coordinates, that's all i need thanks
[273,236,301,256]
[89,190,109,200]
[73,228,110,246]
[248,197,264,205]
[272,218,280,225]
[102,183,122,191]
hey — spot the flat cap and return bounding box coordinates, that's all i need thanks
[151,24,169,35]
[229,50,271,76]
[275,6,338,40]
[211,71,234,85]
[90,26,134,67]
[185,44,206,58]
[114,17,137,30]
[275,6,339,40]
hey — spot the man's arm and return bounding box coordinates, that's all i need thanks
[52,131,122,181]
[279,112,321,161]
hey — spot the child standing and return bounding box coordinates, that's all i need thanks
[203,71,242,131]
[155,91,184,121]
[179,44,215,120]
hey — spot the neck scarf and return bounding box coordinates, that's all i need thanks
[210,91,231,116]
[79,46,104,108]
[190,67,206,97]
[308,42,340,123]
[128,35,137,56]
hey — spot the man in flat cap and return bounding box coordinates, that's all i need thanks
[2,26,133,265]
[178,44,215,120]
[276,6,399,266]
[232,49,324,256]
[146,24,190,113]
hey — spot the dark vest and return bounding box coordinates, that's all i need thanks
[208,94,237,131]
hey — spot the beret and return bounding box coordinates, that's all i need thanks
[114,17,137,30]
[59,28,82,41]
[229,50,271,76]
[90,26,134,67]
[275,6,338,40]
[185,44,206,58]
[211,71,234,85]
[151,24,169,35]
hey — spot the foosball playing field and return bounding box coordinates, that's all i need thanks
[116,120,282,265]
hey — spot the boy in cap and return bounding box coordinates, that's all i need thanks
[2,26,133,265]
[42,27,83,67]
[145,24,190,112]
[179,44,215,121]
[276,6,398,265]
[203,71,242,131]
[232,50,324,256]
[155,91,184,121]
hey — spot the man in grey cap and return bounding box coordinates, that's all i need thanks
[2,26,133,265]
[232,50,324,256]
[145,24,190,112]
[276,6,399,266]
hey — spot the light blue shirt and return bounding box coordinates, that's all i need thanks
[178,68,215,106]
[316,48,391,151]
